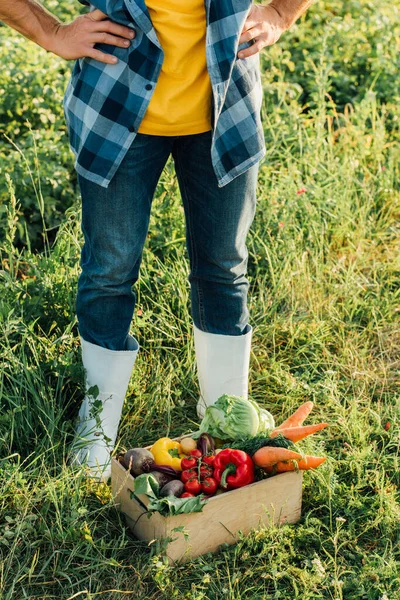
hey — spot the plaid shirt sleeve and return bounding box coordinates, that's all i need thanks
[63,0,266,188]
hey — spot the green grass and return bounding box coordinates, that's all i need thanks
[1,0,400,598]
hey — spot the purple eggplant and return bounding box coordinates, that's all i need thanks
[197,432,215,456]
[152,464,180,478]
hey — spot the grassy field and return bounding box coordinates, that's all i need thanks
[0,0,399,598]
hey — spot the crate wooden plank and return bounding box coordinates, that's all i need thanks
[111,457,303,564]
[112,458,167,541]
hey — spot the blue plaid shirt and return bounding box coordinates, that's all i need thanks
[63,0,266,188]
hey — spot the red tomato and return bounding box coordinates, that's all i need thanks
[181,469,197,484]
[184,478,202,495]
[201,477,218,495]
[203,455,215,466]
[181,457,197,470]
[190,449,203,459]
[199,466,213,479]
[180,492,195,498]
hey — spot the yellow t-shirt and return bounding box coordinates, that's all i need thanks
[138,0,213,136]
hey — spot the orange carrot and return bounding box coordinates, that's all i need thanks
[264,455,326,473]
[271,423,328,442]
[253,446,303,468]
[275,401,314,430]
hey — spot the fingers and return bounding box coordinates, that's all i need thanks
[238,39,265,59]
[102,20,135,40]
[240,4,259,32]
[87,9,109,21]
[237,25,280,58]
[85,12,135,40]
[237,4,285,58]
[241,14,259,33]
[90,32,132,48]
[86,48,119,64]
[239,25,262,46]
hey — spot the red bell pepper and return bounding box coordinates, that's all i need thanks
[213,449,255,490]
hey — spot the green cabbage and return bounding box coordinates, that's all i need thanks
[258,407,276,432]
[197,394,275,441]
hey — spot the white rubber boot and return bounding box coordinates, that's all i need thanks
[193,323,253,420]
[70,334,139,481]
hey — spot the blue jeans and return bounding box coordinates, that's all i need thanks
[76,131,259,351]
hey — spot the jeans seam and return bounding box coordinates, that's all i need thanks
[174,150,207,332]
[197,281,206,332]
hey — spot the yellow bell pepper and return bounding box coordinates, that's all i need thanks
[150,437,185,471]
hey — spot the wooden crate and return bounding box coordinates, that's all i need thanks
[111,447,303,564]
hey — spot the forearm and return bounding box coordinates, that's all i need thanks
[268,0,314,29]
[0,0,60,51]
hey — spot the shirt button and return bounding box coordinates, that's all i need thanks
[128,125,135,132]
[145,84,153,91]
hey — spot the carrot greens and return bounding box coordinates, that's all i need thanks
[221,433,295,455]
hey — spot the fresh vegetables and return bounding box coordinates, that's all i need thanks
[197,432,215,456]
[150,437,186,471]
[180,437,197,454]
[159,480,185,497]
[274,401,314,430]
[119,399,329,517]
[200,465,213,478]
[148,470,173,488]
[133,473,206,516]
[271,423,328,443]
[246,402,329,473]
[179,439,218,497]
[181,457,197,470]
[201,477,218,495]
[252,446,303,468]
[152,464,181,478]
[264,455,327,473]
[196,394,275,441]
[213,449,255,490]
[190,449,203,459]
[181,469,196,483]
[221,433,294,455]
[121,448,155,476]
[184,478,202,495]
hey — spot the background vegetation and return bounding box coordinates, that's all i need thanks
[0,0,399,598]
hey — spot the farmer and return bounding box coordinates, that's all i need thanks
[1,0,312,480]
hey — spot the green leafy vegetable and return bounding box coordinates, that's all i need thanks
[132,474,206,517]
[147,494,206,516]
[258,408,276,433]
[196,394,275,441]
[134,472,160,497]
[221,433,294,455]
